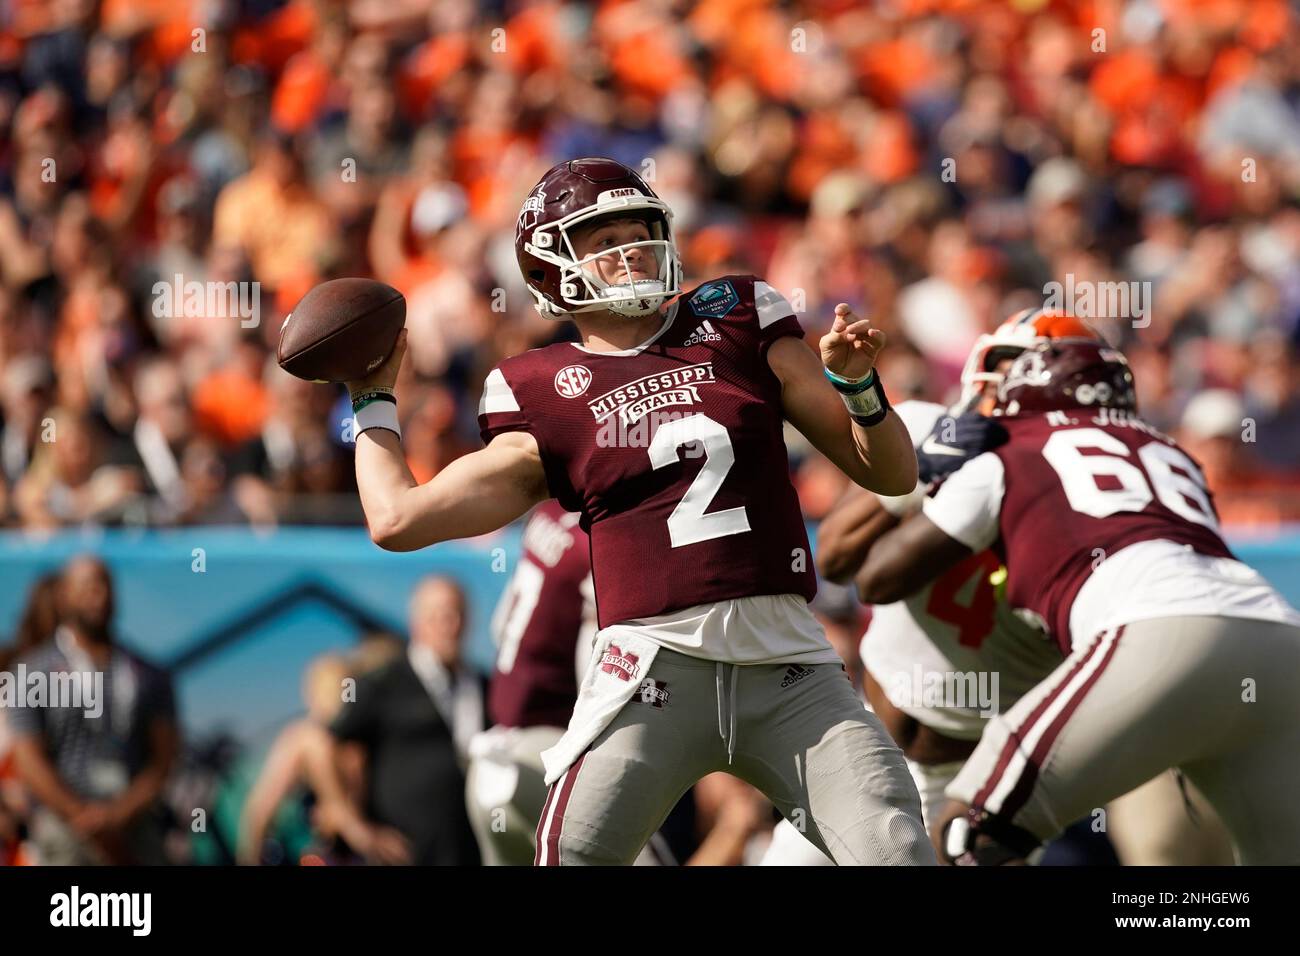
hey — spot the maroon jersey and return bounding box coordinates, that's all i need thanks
[989,410,1233,651]
[478,275,816,628]
[488,501,592,728]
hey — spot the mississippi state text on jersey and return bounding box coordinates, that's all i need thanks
[488,501,594,728]
[478,275,815,628]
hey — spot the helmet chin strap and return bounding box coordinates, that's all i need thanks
[602,280,667,317]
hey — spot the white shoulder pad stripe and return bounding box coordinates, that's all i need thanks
[479,367,520,415]
[754,280,794,329]
[922,451,1005,553]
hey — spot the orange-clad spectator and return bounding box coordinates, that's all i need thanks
[855,31,937,108]
[51,197,122,400]
[450,72,532,218]
[229,0,317,74]
[594,0,694,102]
[1090,44,1201,168]
[192,338,272,447]
[87,99,158,233]
[271,13,349,135]
[686,0,768,54]
[398,0,474,122]
[786,109,858,204]
[726,4,802,103]
[212,131,337,291]
[101,0,205,69]
[502,0,570,80]
[393,183,468,297]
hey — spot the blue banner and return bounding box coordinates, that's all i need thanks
[3,526,1298,748]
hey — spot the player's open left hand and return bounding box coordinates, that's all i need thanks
[820,303,886,381]
[346,328,408,399]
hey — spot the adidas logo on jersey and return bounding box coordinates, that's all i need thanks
[683,320,722,347]
[780,665,813,688]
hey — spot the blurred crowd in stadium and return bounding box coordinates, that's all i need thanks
[1,0,1298,533]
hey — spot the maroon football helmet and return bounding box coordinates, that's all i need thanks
[515,157,681,319]
[994,339,1138,416]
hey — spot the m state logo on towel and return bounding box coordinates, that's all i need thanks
[599,645,640,681]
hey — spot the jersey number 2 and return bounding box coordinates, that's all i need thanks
[649,414,751,548]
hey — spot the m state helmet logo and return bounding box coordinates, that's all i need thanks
[599,645,640,681]
[518,185,547,231]
[554,365,592,398]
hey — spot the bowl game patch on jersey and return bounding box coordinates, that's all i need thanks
[688,280,739,318]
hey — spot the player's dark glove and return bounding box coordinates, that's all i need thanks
[916,411,1008,485]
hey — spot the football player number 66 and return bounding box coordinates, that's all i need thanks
[649,414,752,548]
[1042,428,1218,529]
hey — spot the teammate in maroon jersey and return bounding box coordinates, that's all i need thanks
[817,309,1099,829]
[465,501,594,865]
[856,339,1300,864]
[344,157,933,865]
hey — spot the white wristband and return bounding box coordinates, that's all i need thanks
[354,400,401,440]
[877,480,925,517]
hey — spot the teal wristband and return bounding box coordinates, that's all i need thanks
[824,367,876,394]
[351,390,397,413]
[826,368,889,426]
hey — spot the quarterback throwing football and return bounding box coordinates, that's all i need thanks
[345,158,934,865]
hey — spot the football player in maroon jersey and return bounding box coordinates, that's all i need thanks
[817,309,1099,831]
[465,501,595,865]
[344,157,934,865]
[855,339,1300,864]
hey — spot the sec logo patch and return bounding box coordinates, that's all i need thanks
[554,365,592,398]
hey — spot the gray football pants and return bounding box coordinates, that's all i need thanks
[535,649,935,865]
[947,615,1300,864]
[466,726,566,866]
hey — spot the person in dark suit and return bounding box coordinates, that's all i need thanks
[307,576,485,865]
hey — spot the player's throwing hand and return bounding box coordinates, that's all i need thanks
[820,303,886,381]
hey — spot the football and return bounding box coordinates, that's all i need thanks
[277,278,406,383]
